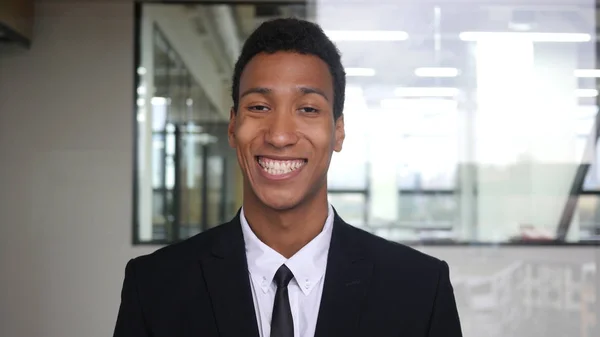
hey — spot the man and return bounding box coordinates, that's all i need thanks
[114,18,462,337]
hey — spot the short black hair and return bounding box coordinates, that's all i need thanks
[231,18,346,120]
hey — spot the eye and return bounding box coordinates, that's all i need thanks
[299,106,320,114]
[247,105,270,112]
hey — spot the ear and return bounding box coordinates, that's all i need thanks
[333,114,345,152]
[228,108,237,149]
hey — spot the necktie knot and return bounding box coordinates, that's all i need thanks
[274,264,294,288]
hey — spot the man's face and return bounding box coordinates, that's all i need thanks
[228,51,345,211]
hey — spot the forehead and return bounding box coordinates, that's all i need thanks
[239,52,333,96]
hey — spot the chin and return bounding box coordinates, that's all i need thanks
[256,189,304,211]
[260,196,301,211]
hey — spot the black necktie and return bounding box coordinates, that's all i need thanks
[270,264,294,337]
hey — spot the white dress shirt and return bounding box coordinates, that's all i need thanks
[240,204,334,337]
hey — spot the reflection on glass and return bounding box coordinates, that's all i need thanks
[136,16,242,242]
[328,193,367,228]
[135,1,600,244]
[574,195,600,241]
[397,194,458,228]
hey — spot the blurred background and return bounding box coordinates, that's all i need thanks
[0,0,598,336]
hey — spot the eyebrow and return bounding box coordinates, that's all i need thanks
[298,86,330,102]
[239,86,330,101]
[240,87,272,98]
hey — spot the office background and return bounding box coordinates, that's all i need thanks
[0,0,598,337]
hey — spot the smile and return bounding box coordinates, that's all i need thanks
[256,156,307,176]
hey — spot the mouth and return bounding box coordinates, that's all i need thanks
[255,156,308,176]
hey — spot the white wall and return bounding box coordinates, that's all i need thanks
[0,1,597,337]
[0,2,157,337]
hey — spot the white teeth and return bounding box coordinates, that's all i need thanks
[258,157,305,176]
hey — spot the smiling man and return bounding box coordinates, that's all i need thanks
[114,18,462,337]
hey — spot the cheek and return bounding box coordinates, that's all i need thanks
[234,122,261,149]
[303,130,335,155]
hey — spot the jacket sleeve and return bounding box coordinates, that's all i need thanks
[113,259,150,337]
[427,261,463,337]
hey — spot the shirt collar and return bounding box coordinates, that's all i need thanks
[240,204,334,296]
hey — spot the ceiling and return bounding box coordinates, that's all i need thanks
[148,1,597,122]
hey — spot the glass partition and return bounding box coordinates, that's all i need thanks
[134,1,599,244]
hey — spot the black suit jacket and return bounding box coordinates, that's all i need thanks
[114,211,462,337]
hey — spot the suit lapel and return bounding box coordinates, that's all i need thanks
[200,215,260,337]
[314,212,373,337]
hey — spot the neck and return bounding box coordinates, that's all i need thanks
[242,189,329,259]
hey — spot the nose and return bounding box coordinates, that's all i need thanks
[264,111,299,148]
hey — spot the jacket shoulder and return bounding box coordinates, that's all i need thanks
[345,223,444,271]
[129,220,233,273]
